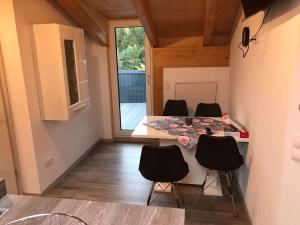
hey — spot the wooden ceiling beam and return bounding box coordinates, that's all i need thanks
[131,0,159,47]
[54,0,108,46]
[203,0,218,46]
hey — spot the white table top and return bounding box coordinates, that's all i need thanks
[131,116,250,143]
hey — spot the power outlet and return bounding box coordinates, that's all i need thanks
[45,157,54,168]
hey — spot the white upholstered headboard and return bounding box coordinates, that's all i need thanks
[175,82,217,115]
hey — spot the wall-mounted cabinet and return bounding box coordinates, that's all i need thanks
[32,24,89,121]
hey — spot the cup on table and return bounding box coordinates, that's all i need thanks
[185,117,193,126]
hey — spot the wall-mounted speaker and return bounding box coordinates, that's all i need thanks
[242,27,250,47]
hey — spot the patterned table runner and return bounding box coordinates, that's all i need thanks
[143,117,239,149]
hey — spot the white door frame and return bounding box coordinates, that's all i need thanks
[108,19,153,137]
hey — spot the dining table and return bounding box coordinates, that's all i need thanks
[132,116,250,196]
[0,194,185,225]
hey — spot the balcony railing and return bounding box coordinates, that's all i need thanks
[118,70,146,103]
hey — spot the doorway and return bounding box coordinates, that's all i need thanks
[109,20,152,137]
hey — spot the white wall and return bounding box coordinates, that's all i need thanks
[278,2,300,223]
[279,46,300,224]
[0,0,112,193]
[0,0,40,193]
[230,1,300,224]
[87,43,113,140]
[0,48,21,194]
[13,0,99,193]
[163,67,230,114]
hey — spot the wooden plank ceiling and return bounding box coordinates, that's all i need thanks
[55,0,240,47]
[79,0,137,19]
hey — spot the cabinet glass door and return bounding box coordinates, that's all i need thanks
[64,39,79,105]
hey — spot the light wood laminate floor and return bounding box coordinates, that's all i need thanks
[44,143,251,225]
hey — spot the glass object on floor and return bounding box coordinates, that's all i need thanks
[6,213,88,225]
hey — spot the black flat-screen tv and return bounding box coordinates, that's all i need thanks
[241,0,276,18]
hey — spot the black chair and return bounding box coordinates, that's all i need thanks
[163,100,189,116]
[139,145,189,207]
[194,103,222,117]
[195,135,243,216]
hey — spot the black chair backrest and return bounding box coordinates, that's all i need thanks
[195,103,222,117]
[195,135,243,171]
[163,100,189,116]
[139,145,189,182]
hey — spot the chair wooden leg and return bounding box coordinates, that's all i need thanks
[147,182,155,206]
[226,173,237,217]
[195,169,210,207]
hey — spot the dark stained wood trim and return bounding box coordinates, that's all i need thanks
[130,0,159,47]
[235,173,253,225]
[99,138,114,143]
[54,0,108,46]
[203,0,218,46]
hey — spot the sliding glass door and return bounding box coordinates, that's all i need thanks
[109,20,152,137]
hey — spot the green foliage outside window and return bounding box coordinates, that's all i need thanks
[116,27,145,70]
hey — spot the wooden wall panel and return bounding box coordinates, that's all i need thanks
[152,37,230,115]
